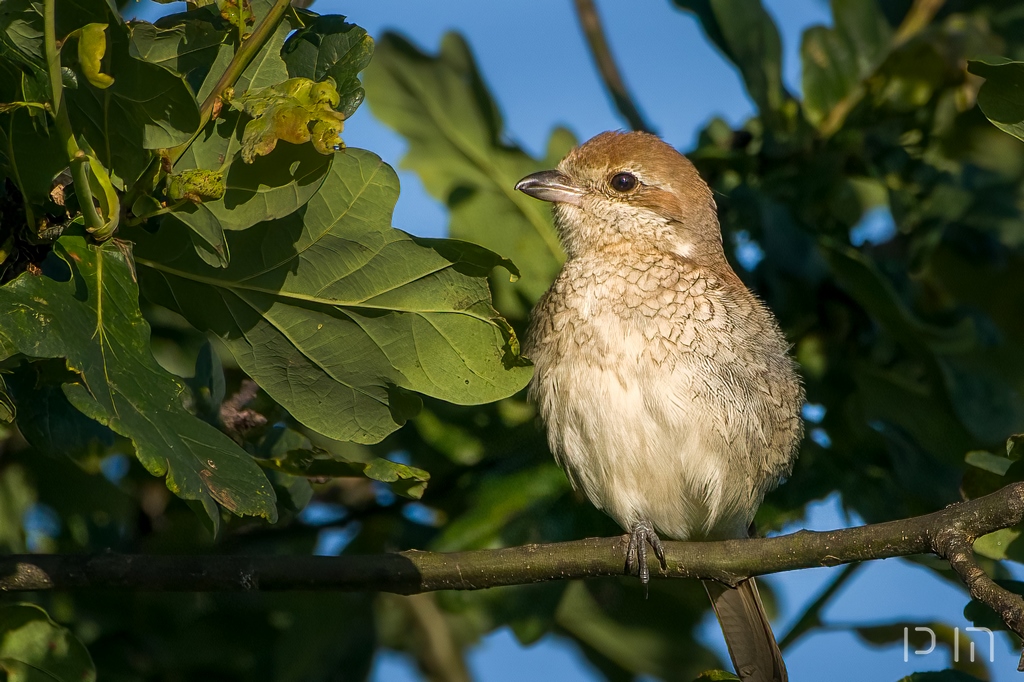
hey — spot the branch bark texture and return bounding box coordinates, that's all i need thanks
[3,483,1024,664]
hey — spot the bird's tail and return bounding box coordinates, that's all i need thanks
[703,577,787,682]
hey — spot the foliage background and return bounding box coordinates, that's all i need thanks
[4,0,1024,680]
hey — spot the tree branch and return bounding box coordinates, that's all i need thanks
[573,0,656,134]
[3,482,1024,664]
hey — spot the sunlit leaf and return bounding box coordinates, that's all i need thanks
[134,148,531,444]
[364,32,568,315]
[75,23,114,89]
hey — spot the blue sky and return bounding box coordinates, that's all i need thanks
[125,1,1020,679]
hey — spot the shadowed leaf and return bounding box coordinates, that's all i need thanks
[260,448,430,499]
[0,231,278,525]
[968,58,1024,143]
[0,603,96,682]
[283,14,373,118]
[801,0,891,128]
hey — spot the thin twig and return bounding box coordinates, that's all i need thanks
[573,0,656,134]
[778,562,862,650]
[892,0,946,48]
[400,593,474,682]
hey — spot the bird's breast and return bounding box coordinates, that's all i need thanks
[527,253,734,370]
[524,252,803,540]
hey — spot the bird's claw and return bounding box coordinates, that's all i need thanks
[625,519,666,586]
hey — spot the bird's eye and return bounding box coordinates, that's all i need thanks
[610,172,638,192]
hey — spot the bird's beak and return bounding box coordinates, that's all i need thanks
[515,170,583,205]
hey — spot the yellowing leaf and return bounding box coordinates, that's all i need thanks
[77,23,114,89]
[166,168,226,203]
[232,77,347,163]
[218,0,254,33]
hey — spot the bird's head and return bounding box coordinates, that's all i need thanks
[516,131,721,261]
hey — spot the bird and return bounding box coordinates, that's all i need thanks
[515,131,804,682]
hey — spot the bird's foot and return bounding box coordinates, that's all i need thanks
[625,519,667,585]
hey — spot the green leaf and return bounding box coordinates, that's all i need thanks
[165,102,333,267]
[76,23,115,89]
[83,152,120,239]
[555,580,719,679]
[962,451,1024,501]
[232,11,289,93]
[0,464,33,552]
[133,148,532,445]
[693,673,740,682]
[432,463,569,551]
[186,340,226,421]
[128,14,232,100]
[363,32,566,315]
[65,10,200,186]
[5,359,119,467]
[672,0,790,124]
[0,0,45,70]
[283,14,374,118]
[0,375,14,422]
[0,116,67,215]
[0,230,277,524]
[968,58,1024,143]
[964,450,1014,476]
[167,168,226,202]
[260,448,430,499]
[973,526,1021,561]
[801,0,892,128]
[413,407,485,465]
[219,0,254,35]
[179,110,332,223]
[255,425,313,513]
[0,603,96,682]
